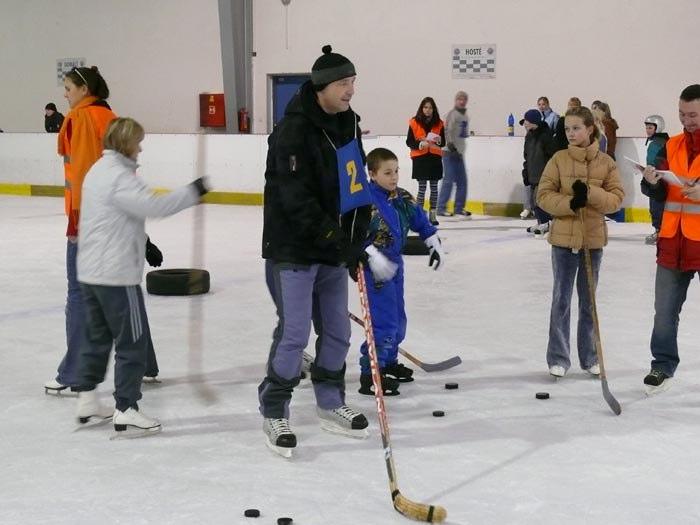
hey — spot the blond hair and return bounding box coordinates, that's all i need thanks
[103,117,144,156]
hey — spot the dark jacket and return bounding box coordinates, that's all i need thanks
[553,117,568,152]
[45,112,65,133]
[522,124,555,186]
[262,81,371,265]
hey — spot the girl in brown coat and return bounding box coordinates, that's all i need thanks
[537,107,624,378]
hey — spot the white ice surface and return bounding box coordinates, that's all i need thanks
[2,195,700,525]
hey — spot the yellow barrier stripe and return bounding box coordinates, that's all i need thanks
[0,183,32,195]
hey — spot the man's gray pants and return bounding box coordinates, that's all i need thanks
[258,261,350,419]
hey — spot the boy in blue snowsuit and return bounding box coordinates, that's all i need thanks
[358,148,445,396]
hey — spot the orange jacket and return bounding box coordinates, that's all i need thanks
[58,96,116,235]
[408,118,444,158]
[659,133,700,242]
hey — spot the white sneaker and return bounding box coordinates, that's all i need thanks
[520,208,532,219]
[549,365,566,378]
[76,390,113,425]
[317,405,369,439]
[585,364,601,376]
[112,407,161,438]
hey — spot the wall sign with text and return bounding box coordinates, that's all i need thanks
[451,45,496,79]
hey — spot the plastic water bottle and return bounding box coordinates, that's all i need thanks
[507,113,515,136]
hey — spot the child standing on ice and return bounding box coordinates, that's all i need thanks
[536,107,623,378]
[358,147,445,396]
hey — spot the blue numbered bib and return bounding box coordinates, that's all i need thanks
[336,138,372,214]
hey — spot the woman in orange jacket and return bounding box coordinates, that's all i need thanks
[45,66,161,394]
[406,97,445,225]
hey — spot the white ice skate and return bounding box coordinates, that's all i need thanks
[110,408,161,439]
[549,365,566,378]
[76,390,113,426]
[317,405,369,439]
[263,418,296,458]
[44,379,75,396]
[520,208,532,219]
[142,376,162,385]
[585,364,601,376]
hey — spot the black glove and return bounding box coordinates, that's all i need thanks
[191,177,209,197]
[570,179,588,211]
[340,243,368,282]
[145,238,163,267]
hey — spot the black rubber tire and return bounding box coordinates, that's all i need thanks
[402,235,429,256]
[146,269,210,296]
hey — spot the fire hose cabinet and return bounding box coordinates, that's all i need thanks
[199,93,226,127]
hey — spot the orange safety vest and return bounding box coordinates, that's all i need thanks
[659,133,700,241]
[58,97,116,219]
[409,118,444,159]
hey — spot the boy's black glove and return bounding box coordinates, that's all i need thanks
[145,237,163,267]
[570,179,588,211]
[340,243,368,282]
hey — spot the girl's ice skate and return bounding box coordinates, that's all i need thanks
[76,390,113,426]
[110,408,161,439]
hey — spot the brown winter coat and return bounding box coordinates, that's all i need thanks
[537,140,624,250]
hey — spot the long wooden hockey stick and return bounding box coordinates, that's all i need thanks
[348,312,462,372]
[579,209,621,415]
[356,263,447,522]
[188,132,216,404]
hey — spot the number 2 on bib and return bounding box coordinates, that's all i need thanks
[346,160,364,194]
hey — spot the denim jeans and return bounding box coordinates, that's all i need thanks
[546,246,602,370]
[437,153,467,214]
[649,265,697,376]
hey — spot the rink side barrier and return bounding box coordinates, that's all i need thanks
[0,133,654,221]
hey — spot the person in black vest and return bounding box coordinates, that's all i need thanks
[44,102,64,133]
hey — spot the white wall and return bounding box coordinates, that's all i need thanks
[0,133,652,210]
[0,0,223,133]
[252,0,700,137]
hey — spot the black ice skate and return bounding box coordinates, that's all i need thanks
[644,369,672,396]
[263,418,296,458]
[317,405,369,439]
[384,362,414,383]
[358,373,400,396]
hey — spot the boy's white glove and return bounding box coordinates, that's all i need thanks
[425,234,445,270]
[365,245,399,282]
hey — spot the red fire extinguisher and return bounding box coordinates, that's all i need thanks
[238,107,250,134]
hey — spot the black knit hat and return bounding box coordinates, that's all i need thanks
[45,102,57,111]
[311,45,356,86]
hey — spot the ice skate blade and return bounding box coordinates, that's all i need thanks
[319,419,369,439]
[45,387,77,397]
[75,414,113,429]
[645,380,672,396]
[110,424,162,440]
[265,436,293,458]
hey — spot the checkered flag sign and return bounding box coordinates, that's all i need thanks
[57,58,86,86]
[452,45,496,79]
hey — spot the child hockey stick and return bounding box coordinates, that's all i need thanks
[579,209,621,415]
[349,312,462,372]
[356,263,447,523]
[188,133,217,404]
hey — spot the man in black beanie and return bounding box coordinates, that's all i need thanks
[258,45,378,457]
[44,102,64,133]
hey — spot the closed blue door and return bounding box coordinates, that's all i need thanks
[272,75,310,127]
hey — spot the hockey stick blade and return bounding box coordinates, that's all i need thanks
[349,312,462,372]
[394,491,447,523]
[601,378,621,415]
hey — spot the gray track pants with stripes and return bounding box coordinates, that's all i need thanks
[76,284,152,411]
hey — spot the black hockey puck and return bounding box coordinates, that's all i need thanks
[244,509,260,518]
[277,518,293,525]
[432,410,445,417]
[445,382,459,390]
[535,392,550,400]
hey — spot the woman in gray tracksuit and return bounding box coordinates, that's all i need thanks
[74,117,207,435]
